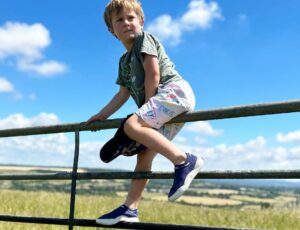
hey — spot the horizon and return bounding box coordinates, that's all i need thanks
[1,163,300,188]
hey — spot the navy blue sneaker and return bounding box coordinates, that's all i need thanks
[168,153,203,201]
[100,114,146,163]
[96,205,139,225]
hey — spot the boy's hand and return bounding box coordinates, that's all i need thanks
[86,113,105,131]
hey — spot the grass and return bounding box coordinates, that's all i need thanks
[1,190,300,230]
[178,195,243,206]
[230,195,297,207]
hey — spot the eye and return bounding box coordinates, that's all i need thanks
[127,14,136,21]
[115,18,123,22]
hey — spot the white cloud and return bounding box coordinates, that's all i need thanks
[0,21,67,76]
[172,135,300,171]
[276,130,300,143]
[0,113,106,168]
[184,121,223,136]
[1,113,300,171]
[180,0,222,30]
[290,146,300,157]
[0,22,49,59]
[245,136,266,149]
[174,135,187,143]
[0,77,14,93]
[0,113,66,165]
[0,112,60,129]
[0,113,127,170]
[146,0,223,45]
[18,59,67,76]
[194,136,207,145]
[146,15,182,46]
[0,76,37,101]
[0,76,24,100]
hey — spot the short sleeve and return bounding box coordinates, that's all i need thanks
[133,32,158,59]
[115,56,126,86]
[141,34,158,57]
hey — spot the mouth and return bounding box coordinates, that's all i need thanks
[124,29,133,34]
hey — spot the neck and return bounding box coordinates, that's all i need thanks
[123,42,133,51]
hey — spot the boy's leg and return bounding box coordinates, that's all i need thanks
[124,79,196,165]
[124,114,186,165]
[124,116,203,201]
[96,148,156,225]
[124,148,157,209]
[124,114,203,201]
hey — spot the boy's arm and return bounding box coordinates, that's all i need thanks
[143,54,160,103]
[86,86,130,125]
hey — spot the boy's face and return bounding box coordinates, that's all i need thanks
[111,8,144,50]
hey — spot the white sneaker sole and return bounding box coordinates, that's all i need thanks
[168,157,204,202]
[96,216,139,225]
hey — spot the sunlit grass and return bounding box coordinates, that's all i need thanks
[0,190,299,230]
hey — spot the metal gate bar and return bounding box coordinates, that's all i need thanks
[68,129,80,230]
[0,99,300,138]
[0,215,254,230]
[1,170,300,181]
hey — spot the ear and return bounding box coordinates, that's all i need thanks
[108,27,114,34]
[109,28,119,39]
[140,19,144,28]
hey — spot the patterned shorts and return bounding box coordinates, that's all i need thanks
[136,79,195,140]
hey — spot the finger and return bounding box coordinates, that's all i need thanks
[86,118,96,125]
[86,120,92,126]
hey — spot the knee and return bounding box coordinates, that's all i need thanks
[124,115,139,136]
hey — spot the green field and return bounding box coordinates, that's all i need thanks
[1,166,300,229]
[1,189,300,230]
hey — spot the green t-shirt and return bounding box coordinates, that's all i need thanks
[116,31,182,107]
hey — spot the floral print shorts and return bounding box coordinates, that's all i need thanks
[136,79,195,140]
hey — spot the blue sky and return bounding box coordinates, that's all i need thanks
[0,0,300,172]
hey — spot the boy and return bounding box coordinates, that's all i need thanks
[87,0,203,225]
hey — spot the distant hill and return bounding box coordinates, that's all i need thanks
[1,164,300,189]
[208,179,300,189]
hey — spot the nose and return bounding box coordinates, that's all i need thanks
[123,19,130,26]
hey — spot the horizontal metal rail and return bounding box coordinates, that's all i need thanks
[0,215,254,230]
[1,99,300,137]
[1,170,300,181]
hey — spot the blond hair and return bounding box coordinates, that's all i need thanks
[104,0,144,33]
